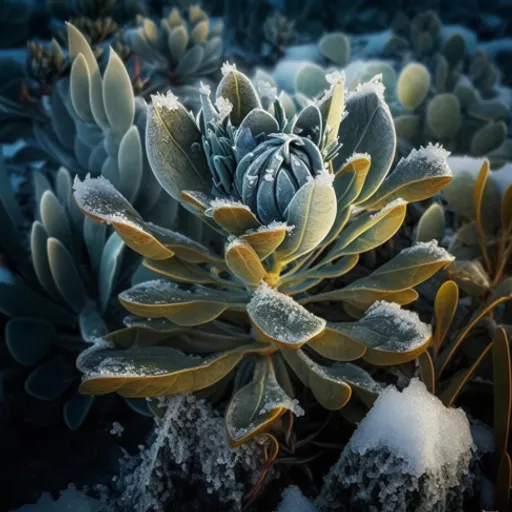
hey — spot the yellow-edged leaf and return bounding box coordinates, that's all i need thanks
[241,224,288,260]
[225,238,267,285]
[473,159,492,271]
[494,327,512,457]
[210,203,261,235]
[418,351,435,394]
[432,280,459,357]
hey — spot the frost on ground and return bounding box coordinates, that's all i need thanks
[275,486,316,512]
[12,489,101,511]
[100,394,263,512]
[315,379,476,512]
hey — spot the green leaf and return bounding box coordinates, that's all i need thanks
[226,357,301,446]
[329,198,407,257]
[31,221,59,297]
[360,145,452,211]
[305,254,359,279]
[432,280,459,357]
[118,126,143,204]
[146,92,211,201]
[98,232,125,312]
[308,323,367,361]
[47,237,86,314]
[119,280,247,326]
[295,62,328,99]
[40,190,73,252]
[241,224,288,260]
[77,343,258,397]
[247,284,326,349]
[397,62,431,111]
[332,79,396,204]
[73,175,174,260]
[144,255,217,284]
[216,65,261,126]
[493,327,511,457]
[415,202,445,242]
[329,301,432,365]
[303,241,454,309]
[209,202,261,235]
[25,354,74,400]
[319,32,350,67]
[6,318,55,366]
[225,238,267,286]
[276,176,337,262]
[102,48,134,134]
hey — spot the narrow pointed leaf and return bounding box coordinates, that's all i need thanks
[493,327,511,457]
[433,280,459,356]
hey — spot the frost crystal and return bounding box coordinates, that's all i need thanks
[209,197,251,211]
[199,82,211,95]
[103,395,263,511]
[314,168,335,186]
[347,74,386,103]
[316,379,476,512]
[151,91,180,111]
[342,152,371,168]
[395,143,451,177]
[257,80,278,101]
[221,61,237,75]
[406,239,455,261]
[215,96,233,118]
[370,198,407,219]
[110,422,124,437]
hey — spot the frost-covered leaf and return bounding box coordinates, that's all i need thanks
[216,64,261,126]
[360,144,452,211]
[143,256,218,284]
[225,238,266,286]
[77,343,256,397]
[276,173,337,261]
[146,91,211,201]
[247,283,326,349]
[304,241,454,310]
[119,280,247,326]
[328,302,432,365]
[446,260,489,297]
[332,78,396,204]
[308,324,367,361]
[208,201,261,235]
[226,357,303,446]
[329,198,407,257]
[241,223,288,260]
[295,62,329,99]
[73,175,174,260]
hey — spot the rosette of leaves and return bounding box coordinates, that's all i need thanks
[72,66,455,447]
[413,160,512,510]
[30,23,177,224]
[124,4,223,97]
[0,159,153,428]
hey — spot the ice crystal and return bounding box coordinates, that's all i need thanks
[151,91,180,111]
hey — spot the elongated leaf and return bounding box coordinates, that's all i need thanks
[119,280,246,326]
[99,233,125,312]
[241,224,288,260]
[73,175,174,259]
[501,185,512,235]
[47,238,86,313]
[6,318,55,366]
[303,241,454,309]
[31,221,58,297]
[308,324,367,361]
[146,92,211,201]
[216,66,261,126]
[225,238,266,286]
[102,48,134,134]
[69,54,93,121]
[329,198,407,257]
[360,145,452,210]
[439,342,492,407]
[247,284,325,348]
[144,255,217,284]
[209,203,261,235]
[77,343,258,396]
[226,357,301,446]
[416,202,445,242]
[495,453,511,512]
[118,126,143,203]
[277,176,337,262]
[40,190,73,252]
[305,254,359,279]
[418,351,435,394]
[432,280,459,357]
[473,159,492,271]
[332,80,396,203]
[324,75,345,148]
[493,327,511,457]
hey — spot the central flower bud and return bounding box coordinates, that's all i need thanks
[234,133,325,224]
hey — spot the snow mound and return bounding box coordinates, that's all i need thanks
[12,489,101,512]
[275,486,316,512]
[316,379,476,511]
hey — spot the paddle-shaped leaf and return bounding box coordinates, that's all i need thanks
[225,238,266,286]
[308,324,367,361]
[432,280,459,357]
[119,280,247,326]
[226,357,302,446]
[276,174,337,262]
[247,283,326,348]
[416,202,445,242]
[241,223,288,260]
[303,241,454,309]
[77,342,257,396]
[208,202,261,235]
[359,144,452,211]
[143,257,217,284]
[216,64,261,126]
[332,78,396,203]
[73,175,173,259]
[146,91,211,201]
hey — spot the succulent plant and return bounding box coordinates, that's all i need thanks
[0,156,154,428]
[69,66,456,447]
[124,4,223,102]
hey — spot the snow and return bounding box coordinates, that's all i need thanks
[405,239,455,262]
[215,96,233,118]
[349,379,473,476]
[209,197,252,211]
[349,30,394,59]
[341,152,371,170]
[257,80,278,101]
[393,143,451,184]
[316,379,475,511]
[12,489,101,511]
[313,168,335,186]
[275,486,316,512]
[151,91,181,111]
[370,198,407,219]
[199,82,211,95]
[245,220,294,234]
[363,301,431,352]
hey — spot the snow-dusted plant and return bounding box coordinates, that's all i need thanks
[71,65,455,446]
[316,379,476,512]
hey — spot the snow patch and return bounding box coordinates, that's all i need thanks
[221,61,237,75]
[347,74,386,103]
[275,486,316,512]
[151,91,180,111]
